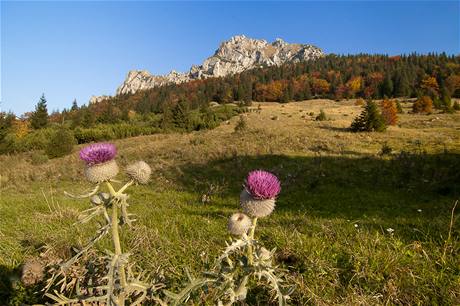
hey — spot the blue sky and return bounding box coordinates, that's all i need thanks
[1,1,459,116]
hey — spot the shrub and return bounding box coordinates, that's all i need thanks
[379,142,393,155]
[30,152,49,165]
[234,115,247,133]
[453,101,460,111]
[45,128,76,158]
[412,96,433,114]
[395,100,403,113]
[381,99,398,125]
[351,100,387,132]
[315,109,327,121]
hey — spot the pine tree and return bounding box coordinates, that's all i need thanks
[394,72,410,97]
[381,75,394,98]
[440,86,453,113]
[172,100,190,130]
[30,94,49,129]
[71,99,79,111]
[351,100,387,132]
[161,103,174,130]
[304,81,312,100]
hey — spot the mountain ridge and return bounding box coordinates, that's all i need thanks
[90,35,323,103]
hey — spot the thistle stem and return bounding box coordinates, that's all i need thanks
[118,180,134,194]
[247,217,258,265]
[106,181,127,304]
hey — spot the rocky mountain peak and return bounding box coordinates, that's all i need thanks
[111,35,324,97]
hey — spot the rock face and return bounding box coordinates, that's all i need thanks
[89,95,111,104]
[111,35,324,97]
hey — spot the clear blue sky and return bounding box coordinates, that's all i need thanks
[1,1,459,116]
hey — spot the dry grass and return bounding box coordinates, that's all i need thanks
[0,99,459,304]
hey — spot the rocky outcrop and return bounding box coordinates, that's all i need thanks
[93,35,324,100]
[89,95,111,104]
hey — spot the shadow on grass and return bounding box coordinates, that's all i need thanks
[0,264,42,305]
[168,151,459,240]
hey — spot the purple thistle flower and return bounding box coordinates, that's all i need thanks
[244,170,281,200]
[79,143,117,166]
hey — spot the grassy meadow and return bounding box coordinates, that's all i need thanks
[0,99,459,305]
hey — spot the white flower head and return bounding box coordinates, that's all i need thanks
[227,213,252,236]
[126,161,152,184]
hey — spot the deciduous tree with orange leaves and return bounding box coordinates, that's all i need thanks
[412,96,433,114]
[381,99,398,125]
[311,78,330,96]
[420,76,439,97]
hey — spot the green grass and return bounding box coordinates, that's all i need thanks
[0,100,459,305]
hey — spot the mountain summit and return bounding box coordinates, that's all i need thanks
[111,35,323,98]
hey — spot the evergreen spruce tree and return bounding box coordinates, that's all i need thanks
[161,103,174,131]
[71,99,79,111]
[30,94,49,129]
[351,100,387,132]
[304,82,312,100]
[381,75,394,98]
[172,100,190,130]
[440,86,453,113]
[394,72,410,97]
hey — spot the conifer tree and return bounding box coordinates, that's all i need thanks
[30,94,49,129]
[161,103,174,130]
[172,100,190,130]
[381,75,394,98]
[351,100,386,132]
[71,99,79,111]
[394,72,410,97]
[440,87,453,113]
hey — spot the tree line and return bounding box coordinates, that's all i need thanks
[1,53,460,155]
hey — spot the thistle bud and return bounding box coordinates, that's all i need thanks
[84,160,119,183]
[227,213,252,236]
[126,161,152,184]
[21,259,44,286]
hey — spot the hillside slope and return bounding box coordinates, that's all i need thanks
[0,100,459,304]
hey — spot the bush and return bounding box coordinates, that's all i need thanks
[412,96,433,114]
[351,100,387,132]
[234,115,247,133]
[315,109,327,121]
[453,101,460,111]
[30,152,49,165]
[45,128,76,158]
[379,142,393,155]
[395,100,403,113]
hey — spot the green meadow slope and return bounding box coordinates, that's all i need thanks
[0,99,459,305]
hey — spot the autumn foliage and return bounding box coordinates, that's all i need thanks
[381,99,398,125]
[412,96,433,114]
